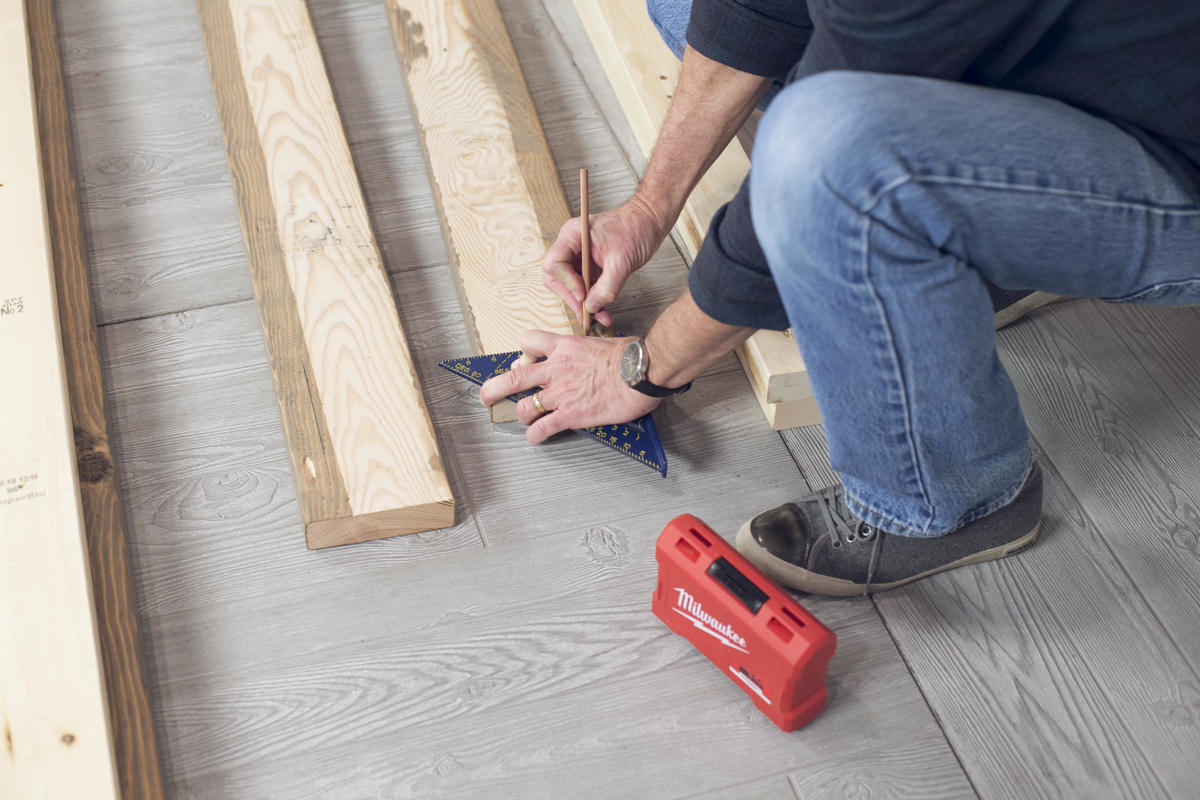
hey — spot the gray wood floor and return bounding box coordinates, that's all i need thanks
[59,0,1200,797]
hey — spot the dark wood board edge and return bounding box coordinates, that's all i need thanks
[26,1,167,797]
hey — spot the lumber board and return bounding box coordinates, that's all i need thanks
[0,0,120,795]
[196,0,454,548]
[741,344,822,430]
[26,1,166,797]
[568,0,815,423]
[385,0,579,423]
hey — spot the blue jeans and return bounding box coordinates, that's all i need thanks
[751,72,1200,537]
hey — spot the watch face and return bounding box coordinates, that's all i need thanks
[619,340,642,384]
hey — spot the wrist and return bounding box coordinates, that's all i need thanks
[627,187,680,242]
[641,334,692,390]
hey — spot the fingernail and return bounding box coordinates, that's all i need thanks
[584,301,597,313]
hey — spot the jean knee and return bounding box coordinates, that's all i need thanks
[751,73,938,266]
[645,0,692,59]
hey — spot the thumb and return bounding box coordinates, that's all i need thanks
[585,268,624,314]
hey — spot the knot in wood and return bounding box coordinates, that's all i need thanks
[77,450,112,484]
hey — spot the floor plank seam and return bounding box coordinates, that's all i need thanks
[95,294,258,329]
[870,594,984,800]
[537,0,650,217]
[1030,431,1200,680]
[1001,542,1175,798]
[777,426,819,494]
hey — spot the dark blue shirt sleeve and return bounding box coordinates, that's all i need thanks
[686,0,1046,331]
[687,0,813,77]
[688,179,790,330]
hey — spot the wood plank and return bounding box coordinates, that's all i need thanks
[0,0,119,794]
[196,0,454,548]
[741,339,822,430]
[1000,301,1200,669]
[781,362,1200,797]
[27,1,165,797]
[567,0,814,421]
[385,0,580,423]
[135,520,970,799]
[58,1,257,326]
[72,1,969,794]
[96,290,486,615]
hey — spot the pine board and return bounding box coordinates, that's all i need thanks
[385,0,579,424]
[196,0,454,548]
[565,0,813,419]
[0,0,119,794]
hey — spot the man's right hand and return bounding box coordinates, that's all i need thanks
[541,195,670,328]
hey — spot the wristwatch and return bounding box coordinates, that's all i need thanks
[619,338,692,398]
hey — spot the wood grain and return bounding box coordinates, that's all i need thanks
[98,292,483,620]
[139,520,970,799]
[26,1,165,797]
[0,0,119,794]
[386,0,580,423]
[197,0,454,547]
[68,1,974,796]
[782,323,1200,798]
[567,0,814,422]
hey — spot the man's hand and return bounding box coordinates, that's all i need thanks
[541,196,669,328]
[479,330,661,444]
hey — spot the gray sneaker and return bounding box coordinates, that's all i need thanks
[735,464,1043,596]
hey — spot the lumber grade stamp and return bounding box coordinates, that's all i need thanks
[569,0,816,426]
[386,0,579,423]
[24,0,167,797]
[197,0,454,548]
[1,0,122,796]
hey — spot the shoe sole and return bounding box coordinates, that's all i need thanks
[993,292,1068,330]
[734,520,1041,597]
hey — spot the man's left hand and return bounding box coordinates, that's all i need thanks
[479,330,660,444]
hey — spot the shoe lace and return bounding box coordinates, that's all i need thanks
[814,485,868,545]
[814,485,882,594]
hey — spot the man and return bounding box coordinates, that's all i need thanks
[479,0,1200,596]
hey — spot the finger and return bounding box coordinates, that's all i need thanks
[520,330,563,361]
[479,360,550,406]
[593,307,614,327]
[515,389,553,425]
[527,408,573,445]
[547,262,586,311]
[510,352,537,370]
[584,266,624,315]
[542,221,584,303]
[542,217,581,270]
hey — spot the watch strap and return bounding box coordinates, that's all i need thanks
[631,378,692,398]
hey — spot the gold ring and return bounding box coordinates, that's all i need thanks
[531,391,547,414]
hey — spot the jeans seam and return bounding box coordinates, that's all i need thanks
[860,173,1200,218]
[1105,277,1200,302]
[860,212,936,534]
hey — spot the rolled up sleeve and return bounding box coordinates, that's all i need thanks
[688,178,790,331]
[687,0,813,77]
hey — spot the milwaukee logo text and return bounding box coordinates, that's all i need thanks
[672,587,748,653]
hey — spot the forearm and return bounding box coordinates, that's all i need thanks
[644,288,754,389]
[633,46,771,233]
